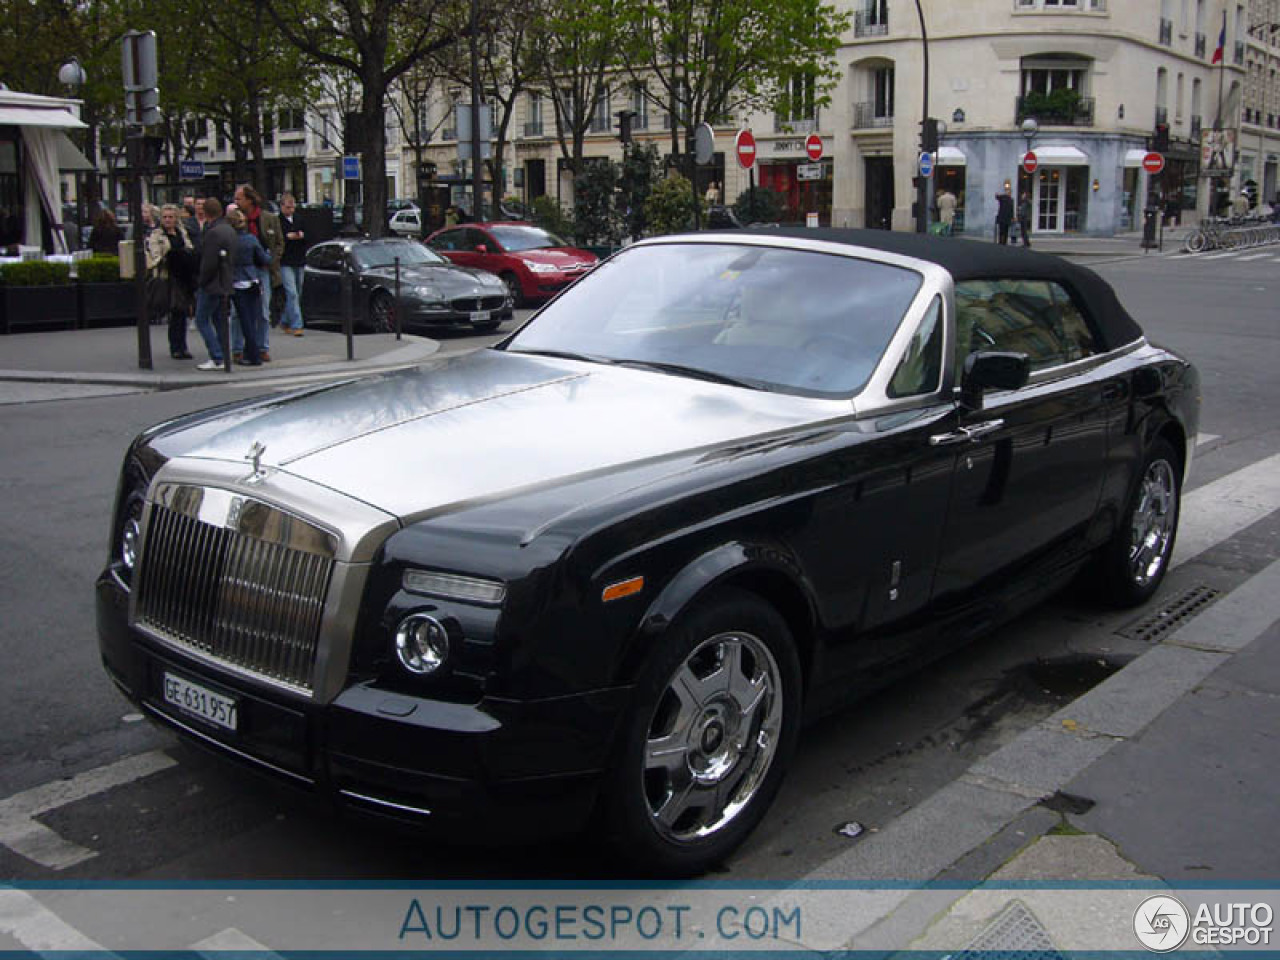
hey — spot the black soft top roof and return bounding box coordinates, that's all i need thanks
[736,226,1144,351]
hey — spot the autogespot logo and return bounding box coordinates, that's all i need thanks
[1134,895,1191,952]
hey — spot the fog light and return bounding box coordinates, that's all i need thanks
[395,614,450,675]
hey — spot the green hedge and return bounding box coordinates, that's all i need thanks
[76,256,122,283]
[0,260,72,286]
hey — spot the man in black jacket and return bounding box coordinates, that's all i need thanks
[193,198,236,370]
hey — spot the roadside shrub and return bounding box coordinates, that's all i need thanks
[0,260,72,286]
[644,172,704,236]
[733,185,787,225]
[75,256,122,283]
[573,158,624,246]
[530,195,575,240]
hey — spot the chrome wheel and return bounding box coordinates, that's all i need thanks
[642,630,783,842]
[369,292,394,333]
[1128,458,1176,587]
[500,272,522,306]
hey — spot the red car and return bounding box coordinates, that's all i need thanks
[425,222,598,305]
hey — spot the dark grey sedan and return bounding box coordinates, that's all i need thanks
[301,238,513,333]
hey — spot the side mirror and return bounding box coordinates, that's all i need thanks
[961,351,1030,410]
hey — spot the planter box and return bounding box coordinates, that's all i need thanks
[79,281,140,327]
[1,284,79,334]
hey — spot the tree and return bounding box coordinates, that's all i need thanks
[528,0,622,180]
[619,140,661,239]
[262,0,473,236]
[573,157,621,244]
[619,0,849,158]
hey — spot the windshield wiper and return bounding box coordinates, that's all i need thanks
[617,360,763,390]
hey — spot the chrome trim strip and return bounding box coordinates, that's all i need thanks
[338,790,433,817]
[139,701,315,785]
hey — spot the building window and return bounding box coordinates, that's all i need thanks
[632,84,649,130]
[777,72,817,131]
[185,118,206,143]
[1018,58,1094,125]
[262,111,274,146]
[279,108,304,133]
[1015,0,1106,9]
[855,0,888,36]
[524,92,543,137]
[590,86,611,133]
[874,66,895,120]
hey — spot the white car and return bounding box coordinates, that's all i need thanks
[388,207,423,236]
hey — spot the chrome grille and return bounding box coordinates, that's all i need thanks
[133,491,335,693]
[450,295,506,312]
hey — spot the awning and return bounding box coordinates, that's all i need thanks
[937,146,966,166]
[55,132,94,171]
[0,105,86,129]
[1032,145,1089,166]
[1123,149,1148,168]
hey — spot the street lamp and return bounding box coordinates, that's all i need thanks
[1020,116,1039,155]
[58,58,88,249]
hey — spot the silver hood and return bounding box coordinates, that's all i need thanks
[176,349,843,521]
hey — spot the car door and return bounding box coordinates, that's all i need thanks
[302,244,343,321]
[427,228,469,266]
[931,278,1110,612]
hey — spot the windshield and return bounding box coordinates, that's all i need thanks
[503,242,922,398]
[489,225,567,252]
[351,241,445,269]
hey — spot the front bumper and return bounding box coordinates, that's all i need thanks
[399,303,513,328]
[97,573,626,837]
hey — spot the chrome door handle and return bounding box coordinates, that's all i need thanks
[930,419,1005,446]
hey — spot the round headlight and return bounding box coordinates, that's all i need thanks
[121,497,143,572]
[394,614,450,675]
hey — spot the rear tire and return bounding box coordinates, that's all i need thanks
[602,588,801,876]
[367,291,394,333]
[1095,438,1181,607]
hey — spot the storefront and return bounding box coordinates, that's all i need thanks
[758,137,832,225]
[1013,145,1089,233]
[0,90,88,254]
[935,146,967,232]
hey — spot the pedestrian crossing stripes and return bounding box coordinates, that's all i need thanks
[1185,249,1280,261]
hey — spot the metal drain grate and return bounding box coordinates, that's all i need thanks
[1117,584,1222,644]
[963,899,1066,960]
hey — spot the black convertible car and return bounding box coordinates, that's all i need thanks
[301,237,512,333]
[97,229,1199,874]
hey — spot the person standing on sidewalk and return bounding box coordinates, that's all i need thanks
[937,187,957,236]
[193,198,235,371]
[277,193,306,336]
[145,204,197,359]
[1018,192,1033,248]
[994,189,1014,245]
[226,208,269,366]
[231,184,283,361]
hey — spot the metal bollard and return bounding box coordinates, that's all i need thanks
[393,257,402,341]
[341,254,354,361]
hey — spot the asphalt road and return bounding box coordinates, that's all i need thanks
[0,250,1275,884]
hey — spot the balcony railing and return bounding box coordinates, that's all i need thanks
[1190,115,1202,139]
[1195,32,1206,56]
[852,102,894,129]
[1159,18,1173,45]
[774,114,819,133]
[523,120,544,137]
[854,9,888,37]
[1016,94,1095,126]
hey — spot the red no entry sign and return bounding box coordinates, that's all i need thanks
[1143,151,1166,174]
[735,129,757,170]
[1022,151,1039,174]
[805,134,824,162]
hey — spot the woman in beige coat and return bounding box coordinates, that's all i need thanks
[146,203,198,359]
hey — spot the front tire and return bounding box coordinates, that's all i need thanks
[368,291,395,333]
[500,272,524,308]
[603,589,801,876]
[1097,438,1181,607]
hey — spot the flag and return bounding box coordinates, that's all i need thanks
[1211,12,1226,64]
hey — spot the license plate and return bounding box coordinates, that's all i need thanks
[163,672,238,732]
[470,310,490,324]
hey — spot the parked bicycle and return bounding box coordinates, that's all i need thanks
[1184,214,1280,253]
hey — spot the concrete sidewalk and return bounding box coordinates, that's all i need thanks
[0,322,440,391]
[964,224,1193,258]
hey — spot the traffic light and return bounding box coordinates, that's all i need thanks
[617,110,637,144]
[1153,123,1170,152]
[921,117,940,154]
